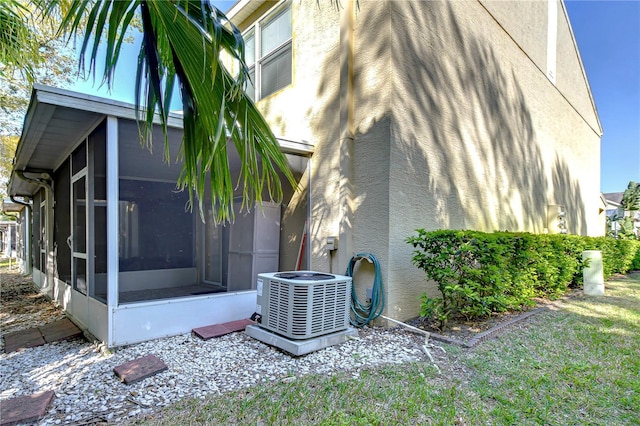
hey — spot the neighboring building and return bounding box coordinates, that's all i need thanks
[604,192,624,220]
[1,200,29,271]
[8,0,602,346]
[603,192,640,237]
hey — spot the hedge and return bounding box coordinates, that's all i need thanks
[406,230,640,327]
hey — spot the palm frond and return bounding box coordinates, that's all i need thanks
[0,0,38,81]
[51,0,296,223]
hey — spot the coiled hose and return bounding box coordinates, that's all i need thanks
[345,253,385,327]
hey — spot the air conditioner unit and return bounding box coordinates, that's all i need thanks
[255,271,352,340]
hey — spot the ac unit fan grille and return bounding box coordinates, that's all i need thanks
[263,278,350,339]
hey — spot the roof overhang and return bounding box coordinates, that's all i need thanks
[226,0,267,25]
[8,84,183,197]
[277,138,314,157]
[2,199,27,214]
[8,84,314,197]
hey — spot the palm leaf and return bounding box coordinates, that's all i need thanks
[49,0,296,223]
[0,0,38,81]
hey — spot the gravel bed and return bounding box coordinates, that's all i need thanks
[1,270,438,425]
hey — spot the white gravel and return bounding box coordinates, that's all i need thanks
[1,318,435,425]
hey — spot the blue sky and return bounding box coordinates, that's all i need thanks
[565,0,640,194]
[69,0,639,194]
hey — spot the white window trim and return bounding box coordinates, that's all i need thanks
[244,1,292,101]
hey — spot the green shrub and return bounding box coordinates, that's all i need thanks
[632,244,640,270]
[407,231,640,326]
[581,237,640,279]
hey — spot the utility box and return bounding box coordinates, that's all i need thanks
[582,250,604,296]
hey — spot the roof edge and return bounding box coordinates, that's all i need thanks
[558,0,603,136]
[31,84,184,129]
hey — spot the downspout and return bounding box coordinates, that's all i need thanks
[337,0,356,274]
[9,195,32,274]
[15,171,54,290]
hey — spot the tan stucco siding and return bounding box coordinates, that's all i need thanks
[237,2,342,272]
[235,0,601,322]
[254,1,341,144]
[349,0,392,300]
[479,1,600,136]
[479,0,549,73]
[385,0,601,320]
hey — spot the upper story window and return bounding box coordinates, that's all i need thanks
[244,3,292,101]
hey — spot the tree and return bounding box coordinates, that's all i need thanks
[1,0,76,200]
[621,181,640,211]
[44,0,296,223]
[0,136,19,195]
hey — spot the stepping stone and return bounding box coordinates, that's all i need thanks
[193,324,232,340]
[192,319,255,340]
[0,390,55,426]
[39,318,83,343]
[223,319,255,332]
[113,355,168,385]
[3,328,45,354]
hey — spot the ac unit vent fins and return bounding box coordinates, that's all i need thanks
[257,272,351,340]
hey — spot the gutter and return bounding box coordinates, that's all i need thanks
[7,195,33,274]
[15,170,54,195]
[14,170,54,284]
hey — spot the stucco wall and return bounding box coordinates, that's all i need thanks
[555,2,601,134]
[384,0,602,320]
[237,1,343,273]
[479,1,600,136]
[238,0,602,322]
[350,2,392,302]
[479,0,549,73]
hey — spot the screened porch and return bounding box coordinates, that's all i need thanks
[10,85,311,347]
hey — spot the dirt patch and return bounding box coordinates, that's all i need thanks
[406,290,581,344]
[0,267,66,344]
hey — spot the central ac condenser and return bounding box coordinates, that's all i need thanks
[255,271,352,340]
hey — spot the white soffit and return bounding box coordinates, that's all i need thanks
[9,84,183,196]
[226,0,266,25]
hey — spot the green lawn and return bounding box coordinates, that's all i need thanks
[0,259,16,268]
[136,273,640,425]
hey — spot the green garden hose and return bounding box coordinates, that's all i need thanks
[345,253,385,327]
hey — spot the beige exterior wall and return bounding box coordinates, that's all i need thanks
[233,0,602,321]
[350,2,392,303]
[479,0,549,72]
[385,0,602,319]
[232,1,343,273]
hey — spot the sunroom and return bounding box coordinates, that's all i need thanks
[9,85,311,347]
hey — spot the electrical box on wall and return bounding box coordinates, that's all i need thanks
[547,205,567,234]
[325,236,337,251]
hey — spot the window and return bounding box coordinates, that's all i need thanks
[244,3,292,101]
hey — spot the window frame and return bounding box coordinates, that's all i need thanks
[244,1,292,101]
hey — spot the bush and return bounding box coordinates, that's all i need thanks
[407,230,640,326]
[632,245,640,271]
[580,237,640,278]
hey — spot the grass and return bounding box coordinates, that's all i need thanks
[0,259,16,268]
[135,273,640,425]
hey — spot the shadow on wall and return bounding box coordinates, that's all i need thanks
[553,155,587,235]
[304,0,590,264]
[389,1,587,234]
